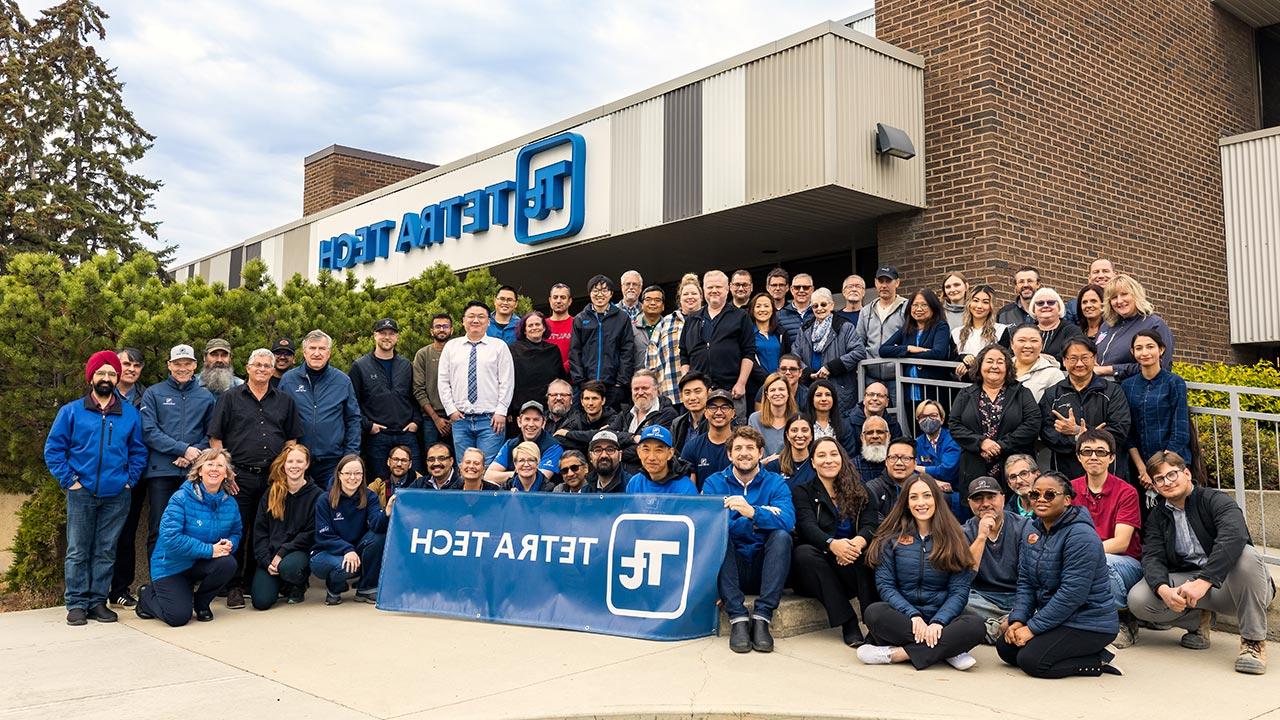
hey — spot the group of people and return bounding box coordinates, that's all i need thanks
[43,259,1272,678]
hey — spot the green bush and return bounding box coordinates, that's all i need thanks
[1175,360,1280,493]
[1175,360,1280,414]
[5,481,66,596]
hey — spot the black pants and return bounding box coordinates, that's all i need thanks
[789,544,877,628]
[996,625,1116,678]
[109,476,149,597]
[230,471,266,591]
[863,602,985,670]
[249,550,310,610]
[145,476,184,558]
[138,556,238,627]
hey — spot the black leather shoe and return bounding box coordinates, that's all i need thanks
[751,618,775,653]
[66,608,87,626]
[87,604,118,623]
[729,621,751,653]
[842,619,865,647]
[134,604,155,620]
[195,608,214,622]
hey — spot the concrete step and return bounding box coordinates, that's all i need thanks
[717,591,835,638]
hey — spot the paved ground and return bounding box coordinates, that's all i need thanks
[3,599,1278,720]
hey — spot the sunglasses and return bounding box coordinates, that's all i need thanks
[1033,299,1058,307]
[1026,489,1064,502]
[560,463,584,474]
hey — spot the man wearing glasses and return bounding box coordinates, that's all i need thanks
[756,354,809,410]
[553,450,591,493]
[1003,454,1040,517]
[837,274,866,324]
[996,266,1040,327]
[777,273,815,346]
[847,382,903,454]
[679,390,736,489]
[1128,450,1273,675]
[729,270,754,310]
[1070,429,1143,649]
[583,431,633,494]
[764,268,790,311]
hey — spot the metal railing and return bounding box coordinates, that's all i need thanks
[855,357,1280,564]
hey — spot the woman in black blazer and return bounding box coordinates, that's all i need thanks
[948,344,1041,495]
[790,436,881,647]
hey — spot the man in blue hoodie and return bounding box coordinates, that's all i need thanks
[280,330,362,487]
[702,426,795,653]
[625,426,697,495]
[44,350,148,626]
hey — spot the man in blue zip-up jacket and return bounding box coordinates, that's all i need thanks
[44,350,148,626]
[281,330,362,487]
[702,426,795,653]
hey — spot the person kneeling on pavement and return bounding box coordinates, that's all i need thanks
[136,448,242,627]
[962,476,1030,644]
[251,444,323,610]
[702,426,795,653]
[1127,451,1275,675]
[311,454,388,605]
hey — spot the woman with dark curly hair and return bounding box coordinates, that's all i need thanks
[949,343,1042,495]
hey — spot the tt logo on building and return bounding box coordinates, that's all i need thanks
[606,514,694,619]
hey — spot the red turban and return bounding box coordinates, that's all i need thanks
[85,350,123,384]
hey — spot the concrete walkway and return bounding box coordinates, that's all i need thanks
[2,602,1277,720]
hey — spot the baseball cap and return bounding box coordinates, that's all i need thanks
[204,338,231,353]
[169,344,196,362]
[373,318,399,332]
[519,400,546,416]
[706,389,734,406]
[637,425,673,448]
[588,430,620,450]
[271,337,295,355]
[875,266,900,280]
[967,476,1003,498]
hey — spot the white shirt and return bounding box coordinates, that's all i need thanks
[438,335,514,416]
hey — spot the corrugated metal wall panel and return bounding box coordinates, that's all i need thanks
[702,68,746,213]
[745,39,826,202]
[848,15,876,37]
[197,259,211,281]
[833,37,926,208]
[209,252,232,287]
[1222,130,1280,344]
[663,83,702,222]
[227,246,244,289]
[610,97,665,233]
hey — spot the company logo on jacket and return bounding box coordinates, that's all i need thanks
[606,514,694,619]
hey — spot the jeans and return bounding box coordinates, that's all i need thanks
[1104,553,1144,609]
[111,477,149,598]
[996,626,1116,678]
[64,489,131,610]
[718,530,792,622]
[965,589,1016,621]
[249,550,310,610]
[145,476,184,558]
[365,429,421,480]
[138,556,238,627]
[451,414,504,466]
[308,456,342,490]
[310,532,386,594]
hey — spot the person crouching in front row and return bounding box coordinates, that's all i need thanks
[311,454,388,605]
[136,448,241,626]
[251,444,323,610]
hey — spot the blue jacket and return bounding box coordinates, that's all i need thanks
[1011,505,1119,636]
[701,466,795,564]
[777,302,814,348]
[626,469,699,496]
[873,531,974,625]
[487,315,521,344]
[139,376,215,478]
[915,429,961,484]
[150,480,242,581]
[314,488,389,556]
[1122,368,1192,467]
[279,364,362,459]
[879,321,954,383]
[44,394,148,496]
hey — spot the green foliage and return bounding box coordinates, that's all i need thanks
[1174,360,1280,414]
[1175,360,1280,493]
[4,481,66,595]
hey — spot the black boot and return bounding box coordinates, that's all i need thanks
[842,618,865,647]
[729,620,751,653]
[751,618,775,653]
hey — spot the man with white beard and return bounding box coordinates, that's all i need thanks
[852,416,890,484]
[196,339,243,400]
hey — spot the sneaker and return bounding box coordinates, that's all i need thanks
[66,608,87,626]
[856,644,895,665]
[1113,615,1138,649]
[109,591,137,609]
[1180,610,1214,650]
[286,586,306,604]
[325,591,342,606]
[86,604,118,623]
[1236,639,1268,675]
[945,652,977,670]
[225,587,245,609]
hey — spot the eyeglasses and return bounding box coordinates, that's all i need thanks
[560,464,584,474]
[339,471,364,479]
[424,456,449,464]
[1008,469,1039,481]
[865,392,888,399]
[1063,355,1093,364]
[390,457,413,464]
[1152,469,1184,486]
[1077,448,1113,458]
[1033,300,1058,308]
[1026,489,1062,502]
[886,454,914,464]
[707,405,733,414]
[515,458,538,465]
[731,282,751,288]
[248,362,274,370]
[791,284,812,291]
[779,366,800,373]
[547,392,571,398]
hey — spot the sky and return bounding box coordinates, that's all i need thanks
[16,0,873,266]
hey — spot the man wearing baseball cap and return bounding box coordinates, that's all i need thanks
[269,336,296,387]
[962,476,1031,644]
[854,266,906,383]
[196,338,244,399]
[679,389,736,489]
[485,400,563,490]
[44,350,148,626]
[350,318,424,478]
[583,430,634,494]
[625,426,697,495]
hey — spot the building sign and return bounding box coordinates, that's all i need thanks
[317,131,586,271]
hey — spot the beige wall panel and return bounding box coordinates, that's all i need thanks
[745,39,825,202]
[610,98,665,233]
[702,68,746,213]
[1222,129,1280,344]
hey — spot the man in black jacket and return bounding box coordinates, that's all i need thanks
[350,318,423,478]
[679,270,755,417]
[1127,451,1274,675]
[1039,337,1131,478]
[608,370,678,463]
[583,430,635,493]
[670,372,709,453]
[569,275,635,409]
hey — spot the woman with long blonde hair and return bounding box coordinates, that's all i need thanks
[250,444,323,610]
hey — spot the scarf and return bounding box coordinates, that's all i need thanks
[810,316,835,353]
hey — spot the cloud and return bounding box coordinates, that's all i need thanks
[17,0,870,265]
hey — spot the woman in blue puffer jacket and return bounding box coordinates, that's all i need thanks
[136,448,242,627]
[999,471,1122,678]
[858,474,985,670]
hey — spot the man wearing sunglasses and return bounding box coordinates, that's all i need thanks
[1070,429,1143,649]
[777,272,815,346]
[552,450,590,493]
[1128,451,1274,675]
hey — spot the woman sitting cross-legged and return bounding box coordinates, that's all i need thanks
[136,448,242,626]
[997,471,1122,678]
[251,444,323,610]
[858,473,985,670]
[311,454,388,605]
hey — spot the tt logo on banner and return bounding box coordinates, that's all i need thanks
[606,514,695,620]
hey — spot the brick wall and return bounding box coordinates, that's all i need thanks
[875,0,1259,363]
[303,148,435,216]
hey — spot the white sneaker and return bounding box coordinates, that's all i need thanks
[857,644,895,665]
[946,652,977,670]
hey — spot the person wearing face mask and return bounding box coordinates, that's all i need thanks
[46,350,149,626]
[250,445,322,610]
[765,414,816,488]
[914,400,960,491]
[311,455,388,605]
[999,471,1122,678]
[648,274,702,406]
[880,288,954,404]
[1009,325,1065,403]
[1095,274,1175,380]
[795,288,866,411]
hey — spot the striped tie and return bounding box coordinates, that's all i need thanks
[467,341,480,404]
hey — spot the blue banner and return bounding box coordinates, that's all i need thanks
[378,491,728,640]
